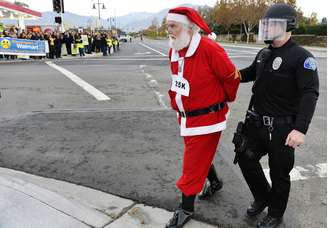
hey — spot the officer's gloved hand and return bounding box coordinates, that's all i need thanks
[285,130,305,148]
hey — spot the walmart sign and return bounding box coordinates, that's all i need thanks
[0,37,47,56]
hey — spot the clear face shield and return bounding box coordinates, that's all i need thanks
[258,18,287,42]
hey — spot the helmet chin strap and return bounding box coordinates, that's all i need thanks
[264,32,286,45]
[264,40,273,44]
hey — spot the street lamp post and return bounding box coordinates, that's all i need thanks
[60,0,65,32]
[92,0,106,28]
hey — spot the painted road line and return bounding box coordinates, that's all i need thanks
[46,61,111,101]
[229,55,256,58]
[141,65,168,109]
[134,52,151,55]
[224,48,258,55]
[221,43,263,50]
[148,79,159,88]
[154,91,169,109]
[138,43,167,56]
[92,58,167,61]
[59,58,168,62]
[264,163,327,183]
[144,73,153,79]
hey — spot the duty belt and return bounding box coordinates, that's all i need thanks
[246,110,295,141]
[246,110,295,126]
[178,102,226,118]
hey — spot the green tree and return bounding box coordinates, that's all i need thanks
[299,12,319,26]
[14,1,29,8]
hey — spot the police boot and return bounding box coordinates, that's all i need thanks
[257,215,282,228]
[247,200,268,216]
[165,208,193,228]
[198,164,223,200]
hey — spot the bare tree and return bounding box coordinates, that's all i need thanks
[197,0,308,43]
[232,0,268,43]
[213,0,235,31]
[198,5,216,26]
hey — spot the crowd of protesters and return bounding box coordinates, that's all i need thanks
[0,27,122,60]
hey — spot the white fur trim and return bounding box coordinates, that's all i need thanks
[170,33,201,62]
[167,13,190,24]
[185,33,201,57]
[180,118,227,136]
[208,32,217,40]
[179,108,230,136]
[175,93,184,112]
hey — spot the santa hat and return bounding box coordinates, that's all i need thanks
[166,6,212,34]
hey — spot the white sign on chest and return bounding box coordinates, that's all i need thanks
[171,75,190,96]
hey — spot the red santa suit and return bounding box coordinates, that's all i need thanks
[167,9,240,196]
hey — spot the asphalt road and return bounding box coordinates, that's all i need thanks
[0,38,326,228]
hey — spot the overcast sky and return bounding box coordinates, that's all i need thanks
[13,0,327,19]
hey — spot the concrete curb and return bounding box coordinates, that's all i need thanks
[0,167,217,228]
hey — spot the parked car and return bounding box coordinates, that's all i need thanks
[119,35,131,42]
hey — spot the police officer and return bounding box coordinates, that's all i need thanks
[237,4,319,228]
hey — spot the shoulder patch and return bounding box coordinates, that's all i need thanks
[304,57,317,71]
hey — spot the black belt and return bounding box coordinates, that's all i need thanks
[246,110,295,126]
[178,102,226,118]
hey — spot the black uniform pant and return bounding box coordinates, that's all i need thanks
[66,43,72,55]
[238,120,295,218]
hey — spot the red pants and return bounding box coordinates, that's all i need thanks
[176,132,221,196]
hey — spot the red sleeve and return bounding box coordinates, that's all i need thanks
[208,42,240,102]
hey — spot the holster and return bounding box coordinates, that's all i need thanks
[232,121,248,164]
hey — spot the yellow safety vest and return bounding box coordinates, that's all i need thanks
[106,38,112,47]
[76,39,84,49]
[49,38,55,46]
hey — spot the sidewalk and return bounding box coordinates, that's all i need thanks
[220,41,327,52]
[0,167,216,228]
[0,53,104,64]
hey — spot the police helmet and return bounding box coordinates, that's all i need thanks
[264,3,297,32]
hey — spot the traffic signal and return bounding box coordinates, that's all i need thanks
[55,16,62,24]
[53,0,64,13]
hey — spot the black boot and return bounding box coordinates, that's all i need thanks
[257,215,282,228]
[165,208,193,228]
[198,164,223,200]
[198,179,223,200]
[166,194,195,228]
[247,200,268,216]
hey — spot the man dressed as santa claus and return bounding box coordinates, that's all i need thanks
[165,6,240,228]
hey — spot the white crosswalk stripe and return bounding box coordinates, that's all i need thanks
[264,163,327,183]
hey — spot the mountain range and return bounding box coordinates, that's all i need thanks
[1,4,200,32]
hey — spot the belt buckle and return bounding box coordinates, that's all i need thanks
[262,116,273,126]
[180,111,186,118]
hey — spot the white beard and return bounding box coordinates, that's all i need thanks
[169,30,191,51]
